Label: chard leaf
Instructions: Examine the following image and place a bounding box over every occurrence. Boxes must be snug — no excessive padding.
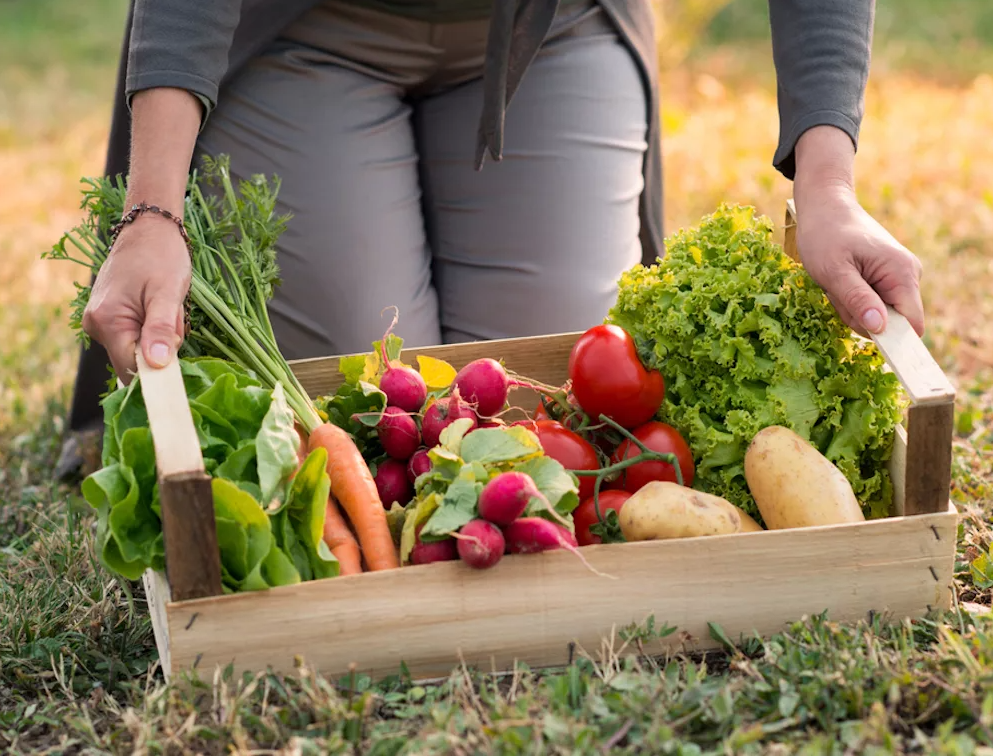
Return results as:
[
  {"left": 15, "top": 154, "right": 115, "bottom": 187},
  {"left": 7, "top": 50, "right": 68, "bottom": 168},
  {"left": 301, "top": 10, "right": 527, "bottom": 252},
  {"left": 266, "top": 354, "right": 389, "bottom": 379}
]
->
[
  {"left": 211, "top": 477, "right": 273, "bottom": 587},
  {"left": 274, "top": 447, "right": 338, "bottom": 581},
  {"left": 256, "top": 382, "right": 300, "bottom": 507},
  {"left": 214, "top": 442, "right": 259, "bottom": 487}
]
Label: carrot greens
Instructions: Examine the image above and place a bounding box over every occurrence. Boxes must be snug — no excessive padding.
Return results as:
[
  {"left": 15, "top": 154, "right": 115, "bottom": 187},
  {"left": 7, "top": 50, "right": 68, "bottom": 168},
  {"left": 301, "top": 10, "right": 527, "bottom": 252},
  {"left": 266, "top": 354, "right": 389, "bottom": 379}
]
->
[{"left": 44, "top": 154, "right": 323, "bottom": 433}]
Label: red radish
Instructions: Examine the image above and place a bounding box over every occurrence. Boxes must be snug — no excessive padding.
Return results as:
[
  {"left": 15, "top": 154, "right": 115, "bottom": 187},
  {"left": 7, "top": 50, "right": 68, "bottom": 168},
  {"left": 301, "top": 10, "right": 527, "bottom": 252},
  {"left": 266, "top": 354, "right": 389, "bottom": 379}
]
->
[
  {"left": 453, "top": 358, "right": 510, "bottom": 418},
  {"left": 421, "top": 388, "right": 478, "bottom": 449},
  {"left": 377, "top": 406, "right": 421, "bottom": 460},
  {"left": 374, "top": 458, "right": 413, "bottom": 508},
  {"left": 456, "top": 519, "right": 505, "bottom": 569},
  {"left": 410, "top": 537, "right": 458, "bottom": 565},
  {"left": 375, "top": 310, "right": 428, "bottom": 412},
  {"left": 407, "top": 448, "right": 432, "bottom": 484},
  {"left": 503, "top": 517, "right": 578, "bottom": 554},
  {"left": 477, "top": 471, "right": 544, "bottom": 526},
  {"left": 380, "top": 365, "right": 428, "bottom": 413}
]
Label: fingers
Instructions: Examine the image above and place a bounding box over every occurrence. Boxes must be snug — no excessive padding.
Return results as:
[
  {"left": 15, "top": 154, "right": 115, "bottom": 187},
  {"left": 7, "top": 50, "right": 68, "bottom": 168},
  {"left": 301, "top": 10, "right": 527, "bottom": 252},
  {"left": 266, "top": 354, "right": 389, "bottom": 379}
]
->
[
  {"left": 832, "top": 264, "right": 889, "bottom": 337},
  {"left": 82, "top": 297, "right": 141, "bottom": 384},
  {"left": 140, "top": 291, "right": 185, "bottom": 369}
]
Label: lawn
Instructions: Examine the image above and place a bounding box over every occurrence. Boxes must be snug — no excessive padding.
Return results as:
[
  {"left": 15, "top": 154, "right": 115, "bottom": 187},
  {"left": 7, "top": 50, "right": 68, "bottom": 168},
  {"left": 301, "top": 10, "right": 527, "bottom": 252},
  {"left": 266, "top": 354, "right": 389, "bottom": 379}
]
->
[{"left": 1, "top": 0, "right": 991, "bottom": 753}]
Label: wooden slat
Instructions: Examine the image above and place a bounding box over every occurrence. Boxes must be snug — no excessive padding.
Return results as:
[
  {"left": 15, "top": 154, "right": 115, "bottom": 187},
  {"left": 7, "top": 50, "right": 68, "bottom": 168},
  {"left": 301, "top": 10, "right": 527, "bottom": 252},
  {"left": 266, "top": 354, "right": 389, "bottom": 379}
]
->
[
  {"left": 136, "top": 350, "right": 223, "bottom": 601},
  {"left": 784, "top": 200, "right": 955, "bottom": 516},
  {"left": 142, "top": 570, "right": 173, "bottom": 677},
  {"left": 164, "top": 507, "right": 957, "bottom": 682}
]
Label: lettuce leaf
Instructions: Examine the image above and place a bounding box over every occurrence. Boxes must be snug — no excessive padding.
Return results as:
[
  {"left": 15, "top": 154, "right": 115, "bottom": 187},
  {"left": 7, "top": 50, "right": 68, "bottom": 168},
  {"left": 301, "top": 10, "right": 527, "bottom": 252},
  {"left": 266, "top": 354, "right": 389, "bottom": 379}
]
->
[
  {"left": 83, "top": 356, "right": 338, "bottom": 591},
  {"left": 608, "top": 204, "right": 905, "bottom": 520}
]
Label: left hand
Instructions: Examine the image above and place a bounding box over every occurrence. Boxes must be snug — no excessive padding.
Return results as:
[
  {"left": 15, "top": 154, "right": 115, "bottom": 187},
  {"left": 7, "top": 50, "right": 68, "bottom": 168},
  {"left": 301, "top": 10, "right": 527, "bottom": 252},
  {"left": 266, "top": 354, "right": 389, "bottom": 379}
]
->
[{"left": 792, "top": 127, "right": 925, "bottom": 339}]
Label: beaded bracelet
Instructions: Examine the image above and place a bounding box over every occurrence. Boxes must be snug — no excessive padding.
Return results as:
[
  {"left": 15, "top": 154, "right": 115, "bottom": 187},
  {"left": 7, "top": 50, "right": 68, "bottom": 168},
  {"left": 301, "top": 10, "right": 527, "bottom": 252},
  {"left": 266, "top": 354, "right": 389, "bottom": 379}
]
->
[{"left": 109, "top": 202, "right": 194, "bottom": 337}]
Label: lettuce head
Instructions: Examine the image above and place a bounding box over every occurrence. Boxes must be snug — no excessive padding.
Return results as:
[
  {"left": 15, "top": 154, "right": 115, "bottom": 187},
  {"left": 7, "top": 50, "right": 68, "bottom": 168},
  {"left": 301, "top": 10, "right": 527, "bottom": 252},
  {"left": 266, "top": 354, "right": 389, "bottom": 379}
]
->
[{"left": 607, "top": 204, "right": 905, "bottom": 521}]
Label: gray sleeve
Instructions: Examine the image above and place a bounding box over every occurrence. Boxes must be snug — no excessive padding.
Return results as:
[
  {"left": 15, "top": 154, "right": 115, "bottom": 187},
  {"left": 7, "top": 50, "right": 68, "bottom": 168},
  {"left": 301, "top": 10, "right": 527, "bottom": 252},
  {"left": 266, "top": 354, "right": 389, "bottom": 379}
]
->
[
  {"left": 767, "top": 0, "right": 875, "bottom": 179},
  {"left": 125, "top": 0, "right": 243, "bottom": 125}
]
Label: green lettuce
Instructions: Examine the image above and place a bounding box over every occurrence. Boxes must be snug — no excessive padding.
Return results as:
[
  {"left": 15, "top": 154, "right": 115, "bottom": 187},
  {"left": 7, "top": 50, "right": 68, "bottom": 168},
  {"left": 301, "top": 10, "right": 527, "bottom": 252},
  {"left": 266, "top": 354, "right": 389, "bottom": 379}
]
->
[
  {"left": 607, "top": 204, "right": 905, "bottom": 521},
  {"left": 82, "top": 357, "right": 339, "bottom": 590}
]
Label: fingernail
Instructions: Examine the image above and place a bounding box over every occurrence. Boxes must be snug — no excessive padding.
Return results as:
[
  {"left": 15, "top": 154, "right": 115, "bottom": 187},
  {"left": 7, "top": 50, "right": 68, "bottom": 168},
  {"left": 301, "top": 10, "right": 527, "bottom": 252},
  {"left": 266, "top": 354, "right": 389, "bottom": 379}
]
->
[
  {"left": 862, "top": 308, "right": 884, "bottom": 333},
  {"left": 149, "top": 342, "right": 171, "bottom": 366}
]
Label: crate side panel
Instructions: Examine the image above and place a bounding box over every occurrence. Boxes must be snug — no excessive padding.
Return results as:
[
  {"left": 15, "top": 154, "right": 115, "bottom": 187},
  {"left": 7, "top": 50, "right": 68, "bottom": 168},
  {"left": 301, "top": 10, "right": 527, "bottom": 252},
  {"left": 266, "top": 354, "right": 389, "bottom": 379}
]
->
[
  {"left": 165, "top": 510, "right": 956, "bottom": 682},
  {"left": 290, "top": 332, "right": 579, "bottom": 405}
]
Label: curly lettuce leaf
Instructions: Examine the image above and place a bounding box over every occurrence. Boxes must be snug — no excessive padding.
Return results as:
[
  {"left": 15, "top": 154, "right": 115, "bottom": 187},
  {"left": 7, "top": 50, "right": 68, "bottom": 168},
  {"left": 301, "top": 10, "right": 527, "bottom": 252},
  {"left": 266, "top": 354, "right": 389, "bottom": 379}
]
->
[{"left": 608, "top": 203, "right": 905, "bottom": 520}]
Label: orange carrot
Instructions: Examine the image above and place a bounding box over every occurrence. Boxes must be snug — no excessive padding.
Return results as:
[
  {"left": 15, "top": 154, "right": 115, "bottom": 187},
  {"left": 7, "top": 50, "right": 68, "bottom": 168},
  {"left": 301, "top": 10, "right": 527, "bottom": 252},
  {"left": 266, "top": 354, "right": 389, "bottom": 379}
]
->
[
  {"left": 322, "top": 496, "right": 363, "bottom": 576},
  {"left": 307, "top": 422, "right": 400, "bottom": 571}
]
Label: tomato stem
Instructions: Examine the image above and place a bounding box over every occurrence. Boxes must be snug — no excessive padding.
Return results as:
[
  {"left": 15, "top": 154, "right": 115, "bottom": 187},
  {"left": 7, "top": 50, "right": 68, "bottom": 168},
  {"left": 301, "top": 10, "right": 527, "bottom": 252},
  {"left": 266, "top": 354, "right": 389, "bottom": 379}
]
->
[{"left": 571, "top": 413, "right": 686, "bottom": 528}]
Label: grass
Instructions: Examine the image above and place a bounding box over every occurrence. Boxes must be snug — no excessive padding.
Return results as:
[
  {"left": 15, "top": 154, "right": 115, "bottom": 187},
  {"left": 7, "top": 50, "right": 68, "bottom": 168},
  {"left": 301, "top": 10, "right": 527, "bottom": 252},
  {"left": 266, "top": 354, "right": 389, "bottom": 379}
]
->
[{"left": 1, "top": 0, "right": 992, "bottom": 752}]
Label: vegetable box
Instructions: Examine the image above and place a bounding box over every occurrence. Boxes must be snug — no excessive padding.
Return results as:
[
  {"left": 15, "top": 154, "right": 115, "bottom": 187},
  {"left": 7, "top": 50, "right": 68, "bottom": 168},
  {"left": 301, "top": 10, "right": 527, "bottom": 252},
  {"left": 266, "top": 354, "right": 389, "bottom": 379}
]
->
[{"left": 141, "top": 201, "right": 959, "bottom": 683}]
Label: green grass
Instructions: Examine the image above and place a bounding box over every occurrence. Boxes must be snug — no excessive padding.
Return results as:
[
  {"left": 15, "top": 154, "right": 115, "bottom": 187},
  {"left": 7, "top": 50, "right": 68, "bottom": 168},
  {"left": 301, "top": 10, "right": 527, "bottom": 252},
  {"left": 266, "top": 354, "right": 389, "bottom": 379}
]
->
[{"left": 2, "top": 0, "right": 992, "bottom": 752}]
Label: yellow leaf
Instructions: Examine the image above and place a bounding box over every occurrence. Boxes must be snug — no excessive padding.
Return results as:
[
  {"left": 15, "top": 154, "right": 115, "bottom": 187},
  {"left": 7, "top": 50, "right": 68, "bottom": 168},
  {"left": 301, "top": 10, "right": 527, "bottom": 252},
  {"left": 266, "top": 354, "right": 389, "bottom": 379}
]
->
[{"left": 417, "top": 355, "right": 457, "bottom": 389}]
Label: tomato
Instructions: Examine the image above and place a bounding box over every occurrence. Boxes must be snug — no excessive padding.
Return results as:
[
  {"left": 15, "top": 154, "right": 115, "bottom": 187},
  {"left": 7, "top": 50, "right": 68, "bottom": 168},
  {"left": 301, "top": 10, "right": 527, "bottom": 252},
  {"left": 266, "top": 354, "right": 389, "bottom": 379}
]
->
[
  {"left": 572, "top": 490, "right": 632, "bottom": 546},
  {"left": 610, "top": 421, "right": 695, "bottom": 492},
  {"left": 530, "top": 420, "right": 600, "bottom": 500},
  {"left": 568, "top": 325, "right": 665, "bottom": 429}
]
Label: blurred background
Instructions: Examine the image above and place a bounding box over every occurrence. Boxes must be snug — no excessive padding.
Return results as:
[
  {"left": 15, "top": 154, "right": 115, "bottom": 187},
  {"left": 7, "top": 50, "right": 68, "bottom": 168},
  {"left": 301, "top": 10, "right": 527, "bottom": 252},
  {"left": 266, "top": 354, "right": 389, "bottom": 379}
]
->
[{"left": 1, "top": 0, "right": 991, "bottom": 442}]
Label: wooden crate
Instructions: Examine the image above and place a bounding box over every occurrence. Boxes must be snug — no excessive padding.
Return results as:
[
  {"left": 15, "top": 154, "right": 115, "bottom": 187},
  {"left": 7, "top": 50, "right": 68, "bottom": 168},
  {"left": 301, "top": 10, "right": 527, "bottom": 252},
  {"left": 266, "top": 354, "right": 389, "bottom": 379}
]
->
[{"left": 141, "top": 201, "right": 958, "bottom": 683}]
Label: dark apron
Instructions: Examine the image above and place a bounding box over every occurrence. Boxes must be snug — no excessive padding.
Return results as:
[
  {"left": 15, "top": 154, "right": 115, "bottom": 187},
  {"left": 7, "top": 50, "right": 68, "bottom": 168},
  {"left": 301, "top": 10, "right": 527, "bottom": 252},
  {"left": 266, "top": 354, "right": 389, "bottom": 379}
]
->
[{"left": 66, "top": 0, "right": 664, "bottom": 432}]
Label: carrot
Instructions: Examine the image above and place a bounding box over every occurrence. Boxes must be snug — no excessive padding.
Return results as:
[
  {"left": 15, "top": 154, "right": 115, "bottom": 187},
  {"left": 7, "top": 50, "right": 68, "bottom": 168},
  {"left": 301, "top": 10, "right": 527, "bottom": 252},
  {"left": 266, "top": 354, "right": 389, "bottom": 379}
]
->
[
  {"left": 322, "top": 495, "right": 363, "bottom": 576},
  {"left": 307, "top": 422, "right": 400, "bottom": 571}
]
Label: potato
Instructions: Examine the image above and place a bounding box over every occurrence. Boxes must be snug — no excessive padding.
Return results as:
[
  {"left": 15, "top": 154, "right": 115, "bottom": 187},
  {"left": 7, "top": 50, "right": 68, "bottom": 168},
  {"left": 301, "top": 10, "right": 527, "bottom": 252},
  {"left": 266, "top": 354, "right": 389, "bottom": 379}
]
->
[
  {"left": 618, "top": 481, "right": 746, "bottom": 541},
  {"left": 744, "top": 425, "right": 865, "bottom": 529}
]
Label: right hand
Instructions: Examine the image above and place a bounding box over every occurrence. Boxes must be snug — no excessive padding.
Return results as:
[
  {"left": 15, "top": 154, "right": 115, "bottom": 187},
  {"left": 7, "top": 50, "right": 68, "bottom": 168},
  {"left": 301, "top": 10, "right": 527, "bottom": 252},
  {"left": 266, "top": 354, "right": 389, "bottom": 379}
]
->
[{"left": 82, "top": 215, "right": 192, "bottom": 383}]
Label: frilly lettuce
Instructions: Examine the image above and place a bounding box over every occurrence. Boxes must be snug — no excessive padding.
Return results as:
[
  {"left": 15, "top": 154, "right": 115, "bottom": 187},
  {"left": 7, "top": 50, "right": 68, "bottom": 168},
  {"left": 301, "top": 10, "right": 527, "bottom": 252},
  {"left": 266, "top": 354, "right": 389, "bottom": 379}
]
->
[{"left": 607, "top": 204, "right": 905, "bottom": 521}]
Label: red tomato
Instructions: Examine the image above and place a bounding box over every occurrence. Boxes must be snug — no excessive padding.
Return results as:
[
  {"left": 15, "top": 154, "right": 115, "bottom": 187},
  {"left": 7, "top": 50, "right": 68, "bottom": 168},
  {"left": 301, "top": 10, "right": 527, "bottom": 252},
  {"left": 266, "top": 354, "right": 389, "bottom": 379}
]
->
[
  {"left": 610, "top": 421, "right": 695, "bottom": 492},
  {"left": 531, "top": 420, "right": 600, "bottom": 500},
  {"left": 568, "top": 325, "right": 665, "bottom": 429},
  {"left": 573, "top": 490, "right": 632, "bottom": 546}
]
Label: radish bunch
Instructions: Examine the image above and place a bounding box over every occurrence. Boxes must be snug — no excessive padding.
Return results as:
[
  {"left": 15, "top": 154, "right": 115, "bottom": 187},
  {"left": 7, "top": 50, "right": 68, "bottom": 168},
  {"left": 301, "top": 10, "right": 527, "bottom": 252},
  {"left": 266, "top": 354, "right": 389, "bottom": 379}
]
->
[
  {"left": 413, "top": 471, "right": 581, "bottom": 571},
  {"left": 374, "top": 358, "right": 515, "bottom": 509}
]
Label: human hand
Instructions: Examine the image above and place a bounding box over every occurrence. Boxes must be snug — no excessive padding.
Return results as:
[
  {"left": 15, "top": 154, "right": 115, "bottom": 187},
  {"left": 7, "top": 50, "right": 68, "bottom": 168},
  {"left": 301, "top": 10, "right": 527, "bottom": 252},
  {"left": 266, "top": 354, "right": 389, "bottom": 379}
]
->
[
  {"left": 793, "top": 126, "right": 925, "bottom": 339},
  {"left": 794, "top": 185, "right": 924, "bottom": 340},
  {"left": 82, "top": 216, "right": 192, "bottom": 383}
]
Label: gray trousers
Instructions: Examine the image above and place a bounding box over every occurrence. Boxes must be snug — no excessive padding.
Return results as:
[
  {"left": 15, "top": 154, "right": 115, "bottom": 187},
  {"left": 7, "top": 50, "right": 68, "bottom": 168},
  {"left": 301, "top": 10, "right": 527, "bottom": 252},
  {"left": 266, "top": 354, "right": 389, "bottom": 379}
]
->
[{"left": 196, "top": 0, "right": 649, "bottom": 359}]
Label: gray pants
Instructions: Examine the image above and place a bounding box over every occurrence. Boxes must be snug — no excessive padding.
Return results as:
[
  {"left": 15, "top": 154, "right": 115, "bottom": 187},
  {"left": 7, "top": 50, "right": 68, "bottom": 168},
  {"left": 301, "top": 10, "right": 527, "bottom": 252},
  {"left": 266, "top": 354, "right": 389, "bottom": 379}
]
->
[{"left": 196, "top": 0, "right": 649, "bottom": 359}]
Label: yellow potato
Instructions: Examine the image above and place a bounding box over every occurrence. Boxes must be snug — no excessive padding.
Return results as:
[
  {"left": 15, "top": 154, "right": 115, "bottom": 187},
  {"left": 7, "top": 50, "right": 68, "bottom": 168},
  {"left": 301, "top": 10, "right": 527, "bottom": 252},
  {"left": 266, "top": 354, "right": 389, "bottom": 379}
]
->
[
  {"left": 744, "top": 425, "right": 865, "bottom": 529},
  {"left": 737, "top": 509, "right": 765, "bottom": 533},
  {"left": 618, "top": 481, "right": 745, "bottom": 541}
]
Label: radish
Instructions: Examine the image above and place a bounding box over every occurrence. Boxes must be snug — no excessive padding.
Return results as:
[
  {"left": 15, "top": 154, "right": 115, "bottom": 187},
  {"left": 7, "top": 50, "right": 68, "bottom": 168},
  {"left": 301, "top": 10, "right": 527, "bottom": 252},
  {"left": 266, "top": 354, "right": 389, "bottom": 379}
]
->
[
  {"left": 374, "top": 458, "right": 413, "bottom": 508},
  {"left": 456, "top": 519, "right": 505, "bottom": 569},
  {"left": 502, "top": 518, "right": 614, "bottom": 578},
  {"left": 410, "top": 537, "right": 458, "bottom": 565},
  {"left": 504, "top": 518, "right": 578, "bottom": 554},
  {"left": 377, "top": 406, "right": 421, "bottom": 460},
  {"left": 380, "top": 364, "right": 427, "bottom": 413},
  {"left": 453, "top": 358, "right": 509, "bottom": 418},
  {"left": 407, "top": 448, "right": 432, "bottom": 484},
  {"left": 421, "top": 388, "right": 478, "bottom": 449},
  {"left": 477, "top": 471, "right": 544, "bottom": 526}
]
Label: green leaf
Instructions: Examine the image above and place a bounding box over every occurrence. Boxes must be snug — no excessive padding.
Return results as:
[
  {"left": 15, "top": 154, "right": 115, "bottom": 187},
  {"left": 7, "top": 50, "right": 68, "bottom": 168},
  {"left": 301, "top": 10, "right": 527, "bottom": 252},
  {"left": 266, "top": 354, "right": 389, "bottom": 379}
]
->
[
  {"left": 82, "top": 463, "right": 162, "bottom": 581},
  {"left": 196, "top": 372, "right": 273, "bottom": 441},
  {"left": 514, "top": 456, "right": 580, "bottom": 517},
  {"left": 273, "top": 447, "right": 339, "bottom": 581},
  {"left": 421, "top": 467, "right": 482, "bottom": 538},
  {"left": 214, "top": 441, "right": 259, "bottom": 486},
  {"left": 338, "top": 354, "right": 370, "bottom": 386},
  {"left": 970, "top": 550, "right": 993, "bottom": 590},
  {"left": 460, "top": 426, "right": 543, "bottom": 466},
  {"left": 400, "top": 493, "right": 442, "bottom": 564},
  {"left": 211, "top": 477, "right": 273, "bottom": 587},
  {"left": 322, "top": 380, "right": 387, "bottom": 457},
  {"left": 438, "top": 418, "right": 476, "bottom": 457},
  {"left": 256, "top": 382, "right": 300, "bottom": 507}
]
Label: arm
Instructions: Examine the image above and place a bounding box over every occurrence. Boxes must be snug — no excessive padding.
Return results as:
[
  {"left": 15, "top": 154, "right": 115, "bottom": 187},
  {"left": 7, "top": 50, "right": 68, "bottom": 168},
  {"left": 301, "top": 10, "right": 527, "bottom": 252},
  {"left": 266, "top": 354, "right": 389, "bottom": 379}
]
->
[
  {"left": 767, "top": 1, "right": 925, "bottom": 338},
  {"left": 82, "top": 1, "right": 242, "bottom": 381}
]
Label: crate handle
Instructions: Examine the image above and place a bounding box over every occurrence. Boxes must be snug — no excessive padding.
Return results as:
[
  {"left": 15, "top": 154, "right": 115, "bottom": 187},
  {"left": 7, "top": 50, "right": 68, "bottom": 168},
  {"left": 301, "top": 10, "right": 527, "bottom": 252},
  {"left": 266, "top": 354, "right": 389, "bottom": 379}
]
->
[
  {"left": 136, "top": 347, "right": 224, "bottom": 601},
  {"left": 784, "top": 199, "right": 955, "bottom": 516}
]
